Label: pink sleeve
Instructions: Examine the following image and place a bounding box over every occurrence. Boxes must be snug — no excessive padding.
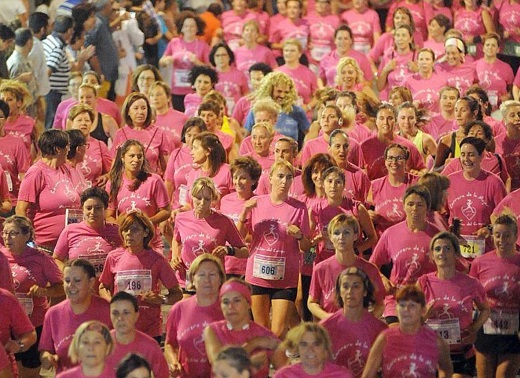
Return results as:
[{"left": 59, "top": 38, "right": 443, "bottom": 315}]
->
[
  {"left": 15, "top": 142, "right": 30, "bottom": 174},
  {"left": 369, "top": 232, "right": 390, "bottom": 267},
  {"left": 39, "top": 309, "right": 55, "bottom": 352},
  {"left": 100, "top": 142, "right": 112, "bottom": 174},
  {"left": 224, "top": 215, "right": 246, "bottom": 247},
  {"left": 153, "top": 176, "right": 170, "bottom": 208},
  {"left": 308, "top": 267, "right": 323, "bottom": 302},
  {"left": 0, "top": 169, "right": 8, "bottom": 201},
  {"left": 18, "top": 167, "right": 42, "bottom": 203},
  {"left": 53, "top": 228, "right": 71, "bottom": 260},
  {"left": 99, "top": 253, "right": 116, "bottom": 288},
  {"left": 158, "top": 256, "right": 179, "bottom": 288},
  {"left": 514, "top": 69, "right": 520, "bottom": 86},
  {"left": 7, "top": 293, "right": 34, "bottom": 337},
  {"left": 42, "top": 253, "right": 64, "bottom": 284}
]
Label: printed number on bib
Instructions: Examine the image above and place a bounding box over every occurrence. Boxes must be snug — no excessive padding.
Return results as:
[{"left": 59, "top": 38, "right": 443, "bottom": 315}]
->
[
  {"left": 78, "top": 253, "right": 108, "bottom": 278},
  {"left": 16, "top": 293, "right": 34, "bottom": 316},
  {"left": 483, "top": 309, "right": 519, "bottom": 335},
  {"left": 116, "top": 269, "right": 152, "bottom": 296},
  {"left": 426, "top": 318, "right": 461, "bottom": 344},
  {"left": 253, "top": 255, "right": 285, "bottom": 280},
  {"left": 460, "top": 235, "right": 484, "bottom": 259}
]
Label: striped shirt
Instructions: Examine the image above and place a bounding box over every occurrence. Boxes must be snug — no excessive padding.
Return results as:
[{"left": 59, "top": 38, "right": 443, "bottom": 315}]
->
[{"left": 42, "top": 33, "right": 70, "bottom": 93}]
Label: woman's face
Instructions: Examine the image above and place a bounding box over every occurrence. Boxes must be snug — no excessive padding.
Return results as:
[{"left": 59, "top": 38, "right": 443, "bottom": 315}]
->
[
  {"left": 286, "top": 0, "right": 301, "bottom": 19},
  {"left": 455, "top": 99, "right": 474, "bottom": 127},
  {"left": 181, "top": 18, "right": 198, "bottom": 39},
  {"left": 337, "top": 64, "right": 358, "bottom": 89},
  {"left": 396, "top": 300, "right": 424, "bottom": 326},
  {"left": 233, "top": 168, "right": 254, "bottom": 195},
  {"left": 83, "top": 12, "right": 97, "bottom": 32},
  {"left": 339, "top": 274, "right": 366, "bottom": 309},
  {"left": 334, "top": 30, "right": 352, "bottom": 52},
  {"left": 417, "top": 51, "right": 434, "bottom": 73},
  {"left": 483, "top": 37, "right": 499, "bottom": 58},
  {"left": 282, "top": 43, "right": 301, "bottom": 63},
  {"left": 214, "top": 47, "right": 231, "bottom": 70},
  {"left": 431, "top": 238, "right": 458, "bottom": 269},
  {"left": 0, "top": 91, "right": 21, "bottom": 114},
  {"left": 64, "top": 266, "right": 94, "bottom": 304},
  {"left": 428, "top": 20, "right": 443, "bottom": 38},
  {"left": 221, "top": 291, "right": 250, "bottom": 323},
  {"left": 78, "top": 87, "right": 97, "bottom": 108},
  {"left": 393, "top": 11, "right": 411, "bottom": 28},
  {"left": 128, "top": 99, "right": 149, "bottom": 127},
  {"left": 320, "top": 108, "right": 341, "bottom": 134},
  {"left": 192, "top": 187, "right": 213, "bottom": 215},
  {"left": 460, "top": 143, "right": 482, "bottom": 175},
  {"left": 298, "top": 331, "right": 328, "bottom": 370},
  {"left": 190, "top": 139, "right": 210, "bottom": 165},
  {"left": 269, "top": 166, "right": 294, "bottom": 196},
  {"left": 193, "top": 261, "right": 222, "bottom": 295},
  {"left": 122, "top": 145, "right": 144, "bottom": 174},
  {"left": 72, "top": 112, "right": 93, "bottom": 137},
  {"left": 328, "top": 133, "right": 349, "bottom": 165},
  {"left": 184, "top": 126, "right": 202, "bottom": 148},
  {"left": 445, "top": 45, "right": 462, "bottom": 66},
  {"left": 389, "top": 91, "right": 406, "bottom": 107},
  {"left": 194, "top": 74, "right": 213, "bottom": 97},
  {"left": 397, "top": 107, "right": 417, "bottom": 134},
  {"left": 315, "top": 0, "right": 331, "bottom": 14},
  {"left": 251, "top": 126, "right": 272, "bottom": 155},
  {"left": 352, "top": 0, "right": 367, "bottom": 11},
  {"left": 440, "top": 90, "right": 458, "bottom": 113},
  {"left": 330, "top": 224, "right": 357, "bottom": 252},
  {"left": 213, "top": 359, "right": 248, "bottom": 378},
  {"left": 232, "top": 0, "right": 247, "bottom": 12},
  {"left": 137, "top": 70, "right": 155, "bottom": 94},
  {"left": 122, "top": 221, "right": 148, "bottom": 249},
  {"left": 149, "top": 85, "right": 169, "bottom": 110},
  {"left": 83, "top": 197, "right": 106, "bottom": 228},
  {"left": 404, "top": 193, "right": 428, "bottom": 223},
  {"left": 242, "top": 24, "right": 258, "bottom": 43},
  {"left": 77, "top": 330, "right": 109, "bottom": 368},
  {"left": 323, "top": 171, "right": 345, "bottom": 200},
  {"left": 493, "top": 224, "right": 517, "bottom": 254},
  {"left": 467, "top": 125, "right": 488, "bottom": 142},
  {"left": 311, "top": 165, "right": 324, "bottom": 190},
  {"left": 376, "top": 108, "right": 396, "bottom": 136},
  {"left": 2, "top": 223, "right": 30, "bottom": 254},
  {"left": 394, "top": 27, "right": 412, "bottom": 51},
  {"left": 385, "top": 147, "right": 407, "bottom": 176},
  {"left": 82, "top": 73, "right": 100, "bottom": 87}
]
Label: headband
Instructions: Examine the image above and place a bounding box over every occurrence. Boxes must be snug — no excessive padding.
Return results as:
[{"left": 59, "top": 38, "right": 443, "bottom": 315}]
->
[
  {"left": 220, "top": 281, "right": 251, "bottom": 305},
  {"left": 444, "top": 37, "right": 465, "bottom": 53}
]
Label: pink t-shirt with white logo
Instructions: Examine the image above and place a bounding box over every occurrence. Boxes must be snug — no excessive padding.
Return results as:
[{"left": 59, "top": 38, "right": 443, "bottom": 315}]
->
[{"left": 154, "top": 108, "right": 188, "bottom": 151}]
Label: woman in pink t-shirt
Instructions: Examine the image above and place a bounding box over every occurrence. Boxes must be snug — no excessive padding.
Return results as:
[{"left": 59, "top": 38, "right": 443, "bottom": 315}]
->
[
  {"left": 437, "top": 37, "right": 478, "bottom": 95},
  {"left": 340, "top": 0, "right": 381, "bottom": 55},
  {"left": 130, "top": 64, "right": 163, "bottom": 96},
  {"left": 106, "top": 139, "right": 170, "bottom": 249},
  {"left": 453, "top": 0, "right": 495, "bottom": 59},
  {"left": 426, "top": 85, "right": 459, "bottom": 140},
  {"left": 16, "top": 130, "right": 82, "bottom": 251},
  {"left": 164, "top": 253, "right": 226, "bottom": 377},
  {"left": 112, "top": 93, "right": 170, "bottom": 174},
  {"left": 423, "top": 14, "right": 451, "bottom": 62},
  {"left": 1, "top": 215, "right": 63, "bottom": 378},
  {"left": 335, "top": 57, "right": 377, "bottom": 100},
  {"left": 418, "top": 231, "right": 490, "bottom": 377},
  {"left": 204, "top": 279, "right": 282, "bottom": 378},
  {"left": 234, "top": 20, "right": 277, "bottom": 72},
  {"left": 55, "top": 321, "right": 114, "bottom": 378},
  {"left": 0, "top": 81, "right": 38, "bottom": 157},
  {"left": 172, "top": 177, "right": 248, "bottom": 289},
  {"left": 67, "top": 104, "right": 112, "bottom": 187},
  {"left": 238, "top": 160, "right": 311, "bottom": 338},
  {"left": 269, "top": 0, "right": 310, "bottom": 59},
  {"left": 183, "top": 65, "right": 218, "bottom": 118},
  {"left": 244, "top": 122, "right": 275, "bottom": 172},
  {"left": 385, "top": 0, "right": 434, "bottom": 40},
  {"left": 363, "top": 286, "right": 453, "bottom": 377},
  {"left": 320, "top": 267, "right": 388, "bottom": 378},
  {"left": 274, "top": 322, "right": 354, "bottom": 377}
]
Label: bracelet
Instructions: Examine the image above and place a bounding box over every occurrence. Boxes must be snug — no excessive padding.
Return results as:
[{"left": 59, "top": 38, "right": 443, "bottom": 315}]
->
[{"left": 226, "top": 246, "right": 236, "bottom": 256}]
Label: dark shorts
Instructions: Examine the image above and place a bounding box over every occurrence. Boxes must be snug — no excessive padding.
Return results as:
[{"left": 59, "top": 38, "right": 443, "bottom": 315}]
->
[
  {"left": 451, "top": 349, "right": 476, "bottom": 376},
  {"left": 251, "top": 285, "right": 297, "bottom": 302},
  {"left": 15, "top": 325, "right": 42, "bottom": 369},
  {"left": 475, "top": 327, "right": 520, "bottom": 355}
]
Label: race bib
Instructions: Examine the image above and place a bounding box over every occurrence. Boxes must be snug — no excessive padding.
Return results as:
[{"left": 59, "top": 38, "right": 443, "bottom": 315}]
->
[
  {"left": 16, "top": 293, "right": 34, "bottom": 316},
  {"left": 179, "top": 184, "right": 189, "bottom": 206},
  {"left": 483, "top": 309, "right": 519, "bottom": 335},
  {"left": 4, "top": 171, "right": 12, "bottom": 192},
  {"left": 78, "top": 253, "right": 108, "bottom": 278},
  {"left": 487, "top": 90, "right": 498, "bottom": 107},
  {"left": 467, "top": 44, "right": 477, "bottom": 55},
  {"left": 310, "top": 45, "right": 331, "bottom": 61},
  {"left": 460, "top": 235, "right": 485, "bottom": 259},
  {"left": 352, "top": 41, "right": 371, "bottom": 55},
  {"left": 116, "top": 269, "right": 152, "bottom": 296},
  {"left": 253, "top": 254, "right": 285, "bottom": 280},
  {"left": 174, "top": 69, "right": 190, "bottom": 88},
  {"left": 322, "top": 226, "right": 333, "bottom": 251},
  {"left": 426, "top": 318, "right": 461, "bottom": 344},
  {"left": 65, "top": 208, "right": 83, "bottom": 226}
]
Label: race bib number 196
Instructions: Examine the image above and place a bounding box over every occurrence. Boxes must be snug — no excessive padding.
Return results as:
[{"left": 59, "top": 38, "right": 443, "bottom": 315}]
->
[{"left": 116, "top": 270, "right": 152, "bottom": 296}]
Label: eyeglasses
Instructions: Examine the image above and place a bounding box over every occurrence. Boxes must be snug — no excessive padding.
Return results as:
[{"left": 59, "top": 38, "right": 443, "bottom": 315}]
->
[
  {"left": 2, "top": 231, "right": 21, "bottom": 238},
  {"left": 385, "top": 156, "right": 406, "bottom": 162}
]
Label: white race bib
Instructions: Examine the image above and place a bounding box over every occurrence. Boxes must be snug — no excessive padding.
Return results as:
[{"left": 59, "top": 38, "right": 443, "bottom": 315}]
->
[
  {"left": 487, "top": 90, "right": 498, "bottom": 107},
  {"left": 78, "top": 253, "right": 108, "bottom": 278},
  {"left": 460, "top": 235, "right": 485, "bottom": 259},
  {"left": 253, "top": 254, "right": 285, "bottom": 280},
  {"left": 352, "top": 41, "right": 371, "bottom": 55},
  {"left": 483, "top": 309, "right": 519, "bottom": 335},
  {"left": 310, "top": 45, "right": 331, "bottom": 61},
  {"left": 174, "top": 69, "right": 190, "bottom": 88},
  {"left": 4, "top": 171, "right": 12, "bottom": 192},
  {"left": 179, "top": 184, "right": 189, "bottom": 206},
  {"left": 116, "top": 269, "right": 152, "bottom": 296},
  {"left": 65, "top": 208, "right": 83, "bottom": 226},
  {"left": 427, "top": 318, "right": 461, "bottom": 344},
  {"left": 16, "top": 293, "right": 34, "bottom": 316},
  {"left": 467, "top": 44, "right": 477, "bottom": 55}
]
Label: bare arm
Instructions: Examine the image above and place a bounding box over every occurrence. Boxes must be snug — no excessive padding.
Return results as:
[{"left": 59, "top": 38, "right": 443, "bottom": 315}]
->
[
  {"left": 15, "top": 200, "right": 30, "bottom": 217},
  {"left": 361, "top": 333, "right": 386, "bottom": 378},
  {"left": 436, "top": 336, "right": 453, "bottom": 378},
  {"left": 307, "top": 295, "right": 332, "bottom": 320},
  {"left": 355, "top": 203, "right": 378, "bottom": 253},
  {"left": 203, "top": 325, "right": 223, "bottom": 365}
]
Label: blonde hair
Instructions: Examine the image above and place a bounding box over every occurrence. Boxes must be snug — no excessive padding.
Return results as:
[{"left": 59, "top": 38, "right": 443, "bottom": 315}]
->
[
  {"left": 0, "top": 80, "right": 33, "bottom": 111},
  {"left": 68, "top": 103, "right": 95, "bottom": 123},
  {"left": 254, "top": 72, "right": 298, "bottom": 113},
  {"left": 269, "top": 159, "right": 295, "bottom": 177},
  {"left": 191, "top": 176, "right": 220, "bottom": 202},
  {"left": 282, "top": 323, "right": 333, "bottom": 359},
  {"left": 335, "top": 57, "right": 364, "bottom": 87},
  {"left": 283, "top": 38, "right": 303, "bottom": 53},
  {"left": 188, "top": 253, "right": 226, "bottom": 291},
  {"left": 68, "top": 321, "right": 113, "bottom": 364},
  {"left": 251, "top": 121, "right": 274, "bottom": 137}
]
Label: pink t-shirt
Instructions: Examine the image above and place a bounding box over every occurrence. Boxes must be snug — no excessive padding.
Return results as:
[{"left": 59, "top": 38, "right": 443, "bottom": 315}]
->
[
  {"left": 276, "top": 65, "right": 317, "bottom": 106},
  {"left": 369, "top": 32, "right": 424, "bottom": 65},
  {"left": 18, "top": 161, "right": 81, "bottom": 248},
  {"left": 304, "top": 13, "right": 339, "bottom": 63},
  {"left": 447, "top": 170, "right": 506, "bottom": 237},
  {"left": 79, "top": 137, "right": 112, "bottom": 185},
  {"left": 38, "top": 296, "right": 111, "bottom": 372},
  {"left": 320, "top": 310, "right": 387, "bottom": 378},
  {"left": 381, "top": 326, "right": 439, "bottom": 377},
  {"left": 299, "top": 135, "right": 364, "bottom": 169},
  {"left": 403, "top": 71, "right": 445, "bottom": 114},
  {"left": 221, "top": 10, "right": 256, "bottom": 50},
  {"left": 185, "top": 164, "right": 233, "bottom": 202},
  {"left": 54, "top": 98, "right": 75, "bottom": 130},
  {"left": 183, "top": 93, "right": 203, "bottom": 118},
  {"left": 499, "top": 0, "right": 520, "bottom": 44},
  {"left": 273, "top": 361, "right": 354, "bottom": 378},
  {"left": 0, "top": 252, "right": 13, "bottom": 292},
  {"left": 309, "top": 255, "right": 385, "bottom": 314},
  {"left": 469, "top": 250, "right": 520, "bottom": 310},
  {"left": 319, "top": 49, "right": 374, "bottom": 87},
  {"left": 454, "top": 8, "right": 486, "bottom": 58},
  {"left": 0, "top": 134, "right": 30, "bottom": 204},
  {"left": 106, "top": 330, "right": 169, "bottom": 378},
  {"left": 99, "top": 247, "right": 178, "bottom": 337},
  {"left": 165, "top": 295, "right": 224, "bottom": 378},
  {"left": 418, "top": 271, "right": 485, "bottom": 352},
  {"left": 174, "top": 210, "right": 245, "bottom": 286},
  {"left": 2, "top": 246, "right": 62, "bottom": 327},
  {"left": 436, "top": 61, "right": 477, "bottom": 96},
  {"left": 245, "top": 195, "right": 310, "bottom": 289},
  {"left": 386, "top": 0, "right": 434, "bottom": 39},
  {"left": 423, "top": 39, "right": 446, "bottom": 61},
  {"left": 243, "top": 150, "right": 275, "bottom": 172},
  {"left": 495, "top": 132, "right": 520, "bottom": 191},
  {"left": 215, "top": 68, "right": 249, "bottom": 114},
  {"left": 369, "top": 221, "right": 439, "bottom": 317},
  {"left": 208, "top": 320, "right": 278, "bottom": 378},
  {"left": 162, "top": 38, "right": 210, "bottom": 95},
  {"left": 56, "top": 363, "right": 116, "bottom": 378},
  {"left": 4, "top": 114, "right": 35, "bottom": 153},
  {"left": 269, "top": 17, "right": 310, "bottom": 55},
  {"left": 111, "top": 126, "right": 170, "bottom": 173},
  {"left": 441, "top": 151, "right": 509, "bottom": 184},
  {"left": 360, "top": 135, "right": 426, "bottom": 181},
  {"left": 475, "top": 58, "right": 514, "bottom": 107},
  {"left": 154, "top": 108, "right": 188, "bottom": 151},
  {"left": 424, "top": 114, "right": 456, "bottom": 141},
  {"left": 235, "top": 44, "right": 278, "bottom": 72},
  {"left": 340, "top": 9, "right": 381, "bottom": 54},
  {"left": 163, "top": 147, "right": 193, "bottom": 209},
  {"left": 0, "top": 288, "right": 34, "bottom": 346},
  {"left": 378, "top": 49, "right": 416, "bottom": 100}
]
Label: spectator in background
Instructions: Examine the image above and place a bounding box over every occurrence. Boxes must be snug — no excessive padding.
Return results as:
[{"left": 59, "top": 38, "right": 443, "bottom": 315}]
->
[
  {"left": 0, "top": 0, "right": 28, "bottom": 28},
  {"left": 200, "top": 3, "right": 223, "bottom": 46},
  {"left": 0, "top": 24, "right": 15, "bottom": 80}
]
